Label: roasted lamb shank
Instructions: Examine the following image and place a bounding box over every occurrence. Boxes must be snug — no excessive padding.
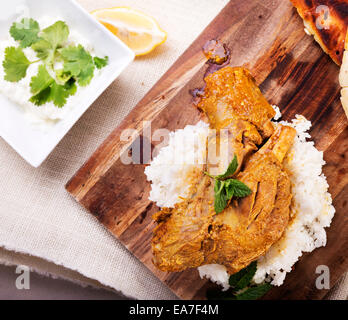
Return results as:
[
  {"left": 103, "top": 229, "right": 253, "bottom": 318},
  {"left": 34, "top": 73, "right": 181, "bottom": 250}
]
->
[{"left": 152, "top": 67, "right": 296, "bottom": 275}]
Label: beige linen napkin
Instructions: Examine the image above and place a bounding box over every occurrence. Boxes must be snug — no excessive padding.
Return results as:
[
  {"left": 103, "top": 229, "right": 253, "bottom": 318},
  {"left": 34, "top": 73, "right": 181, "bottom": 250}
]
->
[{"left": 0, "top": 0, "right": 346, "bottom": 300}]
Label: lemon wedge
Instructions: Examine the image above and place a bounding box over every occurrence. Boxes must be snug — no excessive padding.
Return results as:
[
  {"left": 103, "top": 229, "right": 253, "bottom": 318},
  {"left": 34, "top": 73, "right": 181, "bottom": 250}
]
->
[{"left": 91, "top": 7, "right": 167, "bottom": 56}]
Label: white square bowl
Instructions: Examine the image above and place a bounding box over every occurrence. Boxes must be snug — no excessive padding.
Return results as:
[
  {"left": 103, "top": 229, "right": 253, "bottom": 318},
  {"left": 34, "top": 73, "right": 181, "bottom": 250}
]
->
[{"left": 0, "top": 0, "right": 134, "bottom": 167}]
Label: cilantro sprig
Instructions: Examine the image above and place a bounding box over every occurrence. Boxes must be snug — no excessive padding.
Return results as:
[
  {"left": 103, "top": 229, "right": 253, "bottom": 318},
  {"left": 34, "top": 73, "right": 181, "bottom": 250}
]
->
[
  {"left": 60, "top": 45, "right": 96, "bottom": 86},
  {"left": 3, "top": 47, "right": 32, "bottom": 82},
  {"left": 10, "top": 18, "right": 40, "bottom": 48},
  {"left": 3, "top": 18, "right": 109, "bottom": 108},
  {"left": 30, "top": 65, "right": 77, "bottom": 107},
  {"left": 31, "top": 21, "right": 69, "bottom": 67},
  {"left": 207, "top": 262, "right": 272, "bottom": 300},
  {"left": 205, "top": 155, "right": 252, "bottom": 214}
]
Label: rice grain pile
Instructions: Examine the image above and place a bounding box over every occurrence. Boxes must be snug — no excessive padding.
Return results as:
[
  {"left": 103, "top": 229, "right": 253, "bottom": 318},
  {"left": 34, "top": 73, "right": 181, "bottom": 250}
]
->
[{"left": 145, "top": 111, "right": 335, "bottom": 289}]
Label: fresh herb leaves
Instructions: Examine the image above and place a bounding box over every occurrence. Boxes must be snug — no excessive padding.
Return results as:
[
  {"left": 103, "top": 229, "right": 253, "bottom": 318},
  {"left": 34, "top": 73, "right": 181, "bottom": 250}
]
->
[
  {"left": 32, "top": 21, "right": 69, "bottom": 67},
  {"left": 235, "top": 283, "right": 272, "bottom": 300},
  {"left": 41, "top": 21, "right": 69, "bottom": 50},
  {"left": 29, "top": 65, "right": 76, "bottom": 108},
  {"left": 3, "top": 18, "right": 108, "bottom": 108},
  {"left": 10, "top": 18, "right": 40, "bottom": 48},
  {"left": 60, "top": 45, "right": 95, "bottom": 86},
  {"left": 32, "top": 39, "right": 54, "bottom": 61},
  {"left": 214, "top": 180, "right": 228, "bottom": 214},
  {"left": 205, "top": 155, "right": 252, "bottom": 214},
  {"left": 207, "top": 261, "right": 272, "bottom": 300},
  {"left": 30, "top": 64, "right": 55, "bottom": 95},
  {"left": 229, "top": 261, "right": 257, "bottom": 290},
  {"left": 3, "top": 47, "right": 31, "bottom": 82},
  {"left": 205, "top": 155, "right": 238, "bottom": 180},
  {"left": 94, "top": 56, "right": 109, "bottom": 69}
]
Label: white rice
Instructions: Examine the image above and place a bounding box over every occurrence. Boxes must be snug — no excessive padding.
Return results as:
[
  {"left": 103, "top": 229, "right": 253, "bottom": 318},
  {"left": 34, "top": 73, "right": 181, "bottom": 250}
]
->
[
  {"left": 144, "top": 121, "right": 209, "bottom": 208},
  {"left": 145, "top": 110, "right": 335, "bottom": 289}
]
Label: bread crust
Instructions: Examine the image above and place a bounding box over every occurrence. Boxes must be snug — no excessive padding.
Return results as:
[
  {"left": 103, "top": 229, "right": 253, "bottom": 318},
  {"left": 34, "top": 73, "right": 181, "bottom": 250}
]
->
[{"left": 291, "top": 0, "right": 348, "bottom": 65}]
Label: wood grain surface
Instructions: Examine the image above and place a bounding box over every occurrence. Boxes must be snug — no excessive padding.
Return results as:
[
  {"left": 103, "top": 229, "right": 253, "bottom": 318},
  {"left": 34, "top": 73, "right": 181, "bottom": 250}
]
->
[{"left": 66, "top": 0, "right": 348, "bottom": 300}]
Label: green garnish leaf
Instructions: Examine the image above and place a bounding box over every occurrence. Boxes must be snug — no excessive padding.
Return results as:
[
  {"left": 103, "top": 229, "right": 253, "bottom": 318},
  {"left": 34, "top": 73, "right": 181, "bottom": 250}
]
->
[
  {"left": 77, "top": 63, "right": 95, "bottom": 86},
  {"left": 10, "top": 18, "right": 40, "bottom": 48},
  {"left": 229, "top": 261, "right": 257, "bottom": 290},
  {"left": 32, "top": 21, "right": 69, "bottom": 66},
  {"left": 206, "top": 283, "right": 272, "bottom": 301},
  {"left": 55, "top": 69, "right": 72, "bottom": 84},
  {"left": 225, "top": 179, "right": 252, "bottom": 199},
  {"left": 30, "top": 64, "right": 54, "bottom": 95},
  {"left": 41, "top": 21, "right": 69, "bottom": 50},
  {"left": 217, "top": 155, "right": 238, "bottom": 179},
  {"left": 207, "top": 263, "right": 272, "bottom": 301},
  {"left": 61, "top": 44, "right": 95, "bottom": 86},
  {"left": 205, "top": 156, "right": 252, "bottom": 214},
  {"left": 4, "top": 18, "right": 108, "bottom": 108},
  {"left": 3, "top": 46, "right": 31, "bottom": 82},
  {"left": 50, "top": 80, "right": 76, "bottom": 108},
  {"left": 214, "top": 180, "right": 228, "bottom": 214},
  {"left": 30, "top": 87, "right": 51, "bottom": 106},
  {"left": 31, "top": 39, "right": 55, "bottom": 61},
  {"left": 205, "top": 155, "right": 238, "bottom": 180},
  {"left": 94, "top": 56, "right": 109, "bottom": 69},
  {"left": 206, "top": 288, "right": 236, "bottom": 300},
  {"left": 235, "top": 283, "right": 272, "bottom": 300},
  {"left": 30, "top": 65, "right": 76, "bottom": 108}
]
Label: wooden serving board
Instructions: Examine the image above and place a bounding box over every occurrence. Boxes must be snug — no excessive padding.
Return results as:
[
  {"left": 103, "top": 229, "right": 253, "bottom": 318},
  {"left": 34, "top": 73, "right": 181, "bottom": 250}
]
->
[{"left": 66, "top": 0, "right": 348, "bottom": 300}]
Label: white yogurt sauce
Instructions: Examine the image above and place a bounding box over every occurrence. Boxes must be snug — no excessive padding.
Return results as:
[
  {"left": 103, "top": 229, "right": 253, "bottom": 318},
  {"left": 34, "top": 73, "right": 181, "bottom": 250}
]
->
[{"left": 0, "top": 16, "right": 102, "bottom": 129}]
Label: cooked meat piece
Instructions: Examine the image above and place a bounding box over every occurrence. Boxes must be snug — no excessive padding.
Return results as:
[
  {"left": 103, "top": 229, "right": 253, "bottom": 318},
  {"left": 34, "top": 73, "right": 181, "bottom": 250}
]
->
[
  {"left": 152, "top": 125, "right": 296, "bottom": 273},
  {"left": 152, "top": 66, "right": 296, "bottom": 274},
  {"left": 206, "top": 125, "right": 296, "bottom": 273},
  {"left": 197, "top": 67, "right": 275, "bottom": 136},
  {"left": 200, "top": 67, "right": 276, "bottom": 175}
]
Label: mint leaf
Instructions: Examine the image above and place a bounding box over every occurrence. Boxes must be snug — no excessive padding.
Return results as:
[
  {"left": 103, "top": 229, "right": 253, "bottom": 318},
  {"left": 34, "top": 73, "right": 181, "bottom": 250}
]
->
[
  {"left": 224, "top": 180, "right": 234, "bottom": 199},
  {"left": 61, "top": 45, "right": 95, "bottom": 86},
  {"left": 216, "top": 155, "right": 238, "bottom": 179},
  {"left": 205, "top": 156, "right": 252, "bottom": 214},
  {"left": 235, "top": 283, "right": 272, "bottom": 300},
  {"left": 3, "top": 46, "right": 31, "bottom": 82},
  {"left": 10, "top": 18, "right": 40, "bottom": 48},
  {"left": 94, "top": 56, "right": 108, "bottom": 69},
  {"left": 225, "top": 179, "right": 252, "bottom": 198},
  {"left": 207, "top": 260, "right": 270, "bottom": 301},
  {"left": 206, "top": 288, "right": 236, "bottom": 300},
  {"left": 214, "top": 180, "right": 228, "bottom": 214},
  {"left": 207, "top": 282, "right": 272, "bottom": 301},
  {"left": 229, "top": 261, "right": 257, "bottom": 290},
  {"left": 205, "top": 155, "right": 238, "bottom": 180}
]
